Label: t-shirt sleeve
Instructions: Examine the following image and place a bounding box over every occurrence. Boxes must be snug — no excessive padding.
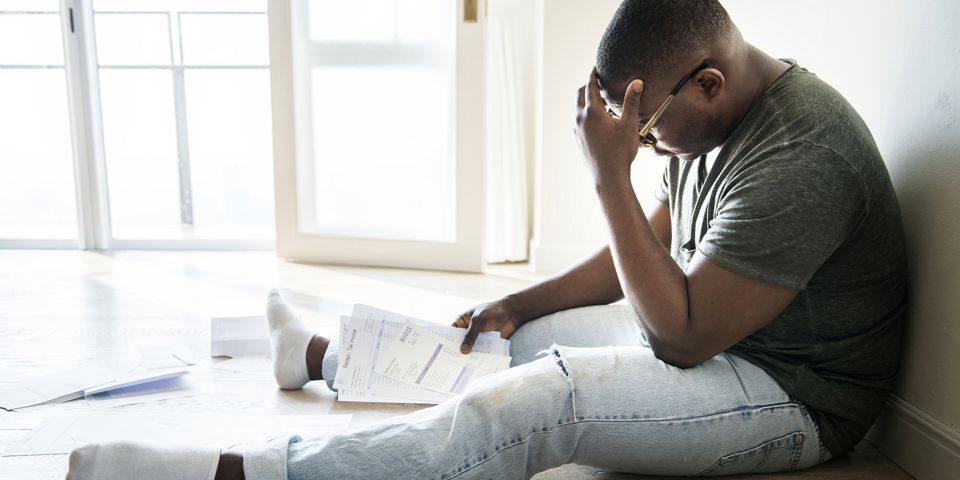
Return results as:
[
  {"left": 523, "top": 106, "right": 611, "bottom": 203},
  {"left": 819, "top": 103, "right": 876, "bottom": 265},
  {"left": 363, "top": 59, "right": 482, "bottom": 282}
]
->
[
  {"left": 698, "top": 144, "right": 866, "bottom": 290},
  {"left": 655, "top": 164, "right": 670, "bottom": 204}
]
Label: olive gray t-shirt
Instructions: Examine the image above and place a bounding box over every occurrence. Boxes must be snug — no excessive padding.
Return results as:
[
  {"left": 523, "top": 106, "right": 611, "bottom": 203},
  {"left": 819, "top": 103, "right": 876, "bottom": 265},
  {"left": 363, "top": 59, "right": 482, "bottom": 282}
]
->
[{"left": 655, "top": 61, "right": 907, "bottom": 457}]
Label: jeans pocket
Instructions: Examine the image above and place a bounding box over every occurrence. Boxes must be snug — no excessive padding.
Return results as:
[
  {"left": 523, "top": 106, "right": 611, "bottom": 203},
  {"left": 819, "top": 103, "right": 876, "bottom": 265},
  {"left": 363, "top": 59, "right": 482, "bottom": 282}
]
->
[{"left": 696, "top": 431, "right": 805, "bottom": 477}]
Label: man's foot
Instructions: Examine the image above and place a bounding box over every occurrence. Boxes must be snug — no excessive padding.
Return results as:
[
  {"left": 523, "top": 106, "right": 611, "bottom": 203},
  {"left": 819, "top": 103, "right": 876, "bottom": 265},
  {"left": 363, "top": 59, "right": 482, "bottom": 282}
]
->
[
  {"left": 306, "top": 334, "right": 330, "bottom": 382},
  {"left": 266, "top": 289, "right": 321, "bottom": 390},
  {"left": 67, "top": 442, "right": 220, "bottom": 480},
  {"left": 214, "top": 452, "right": 244, "bottom": 480}
]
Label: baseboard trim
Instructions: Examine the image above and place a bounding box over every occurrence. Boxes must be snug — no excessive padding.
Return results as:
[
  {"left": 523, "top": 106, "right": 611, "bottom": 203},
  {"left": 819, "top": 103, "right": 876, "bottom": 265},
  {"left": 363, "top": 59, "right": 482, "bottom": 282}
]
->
[{"left": 866, "top": 394, "right": 960, "bottom": 479}]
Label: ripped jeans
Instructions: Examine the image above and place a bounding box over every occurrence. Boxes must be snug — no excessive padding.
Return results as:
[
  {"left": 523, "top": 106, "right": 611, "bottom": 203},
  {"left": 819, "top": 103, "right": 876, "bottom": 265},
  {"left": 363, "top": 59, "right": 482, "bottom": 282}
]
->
[{"left": 241, "top": 305, "right": 830, "bottom": 479}]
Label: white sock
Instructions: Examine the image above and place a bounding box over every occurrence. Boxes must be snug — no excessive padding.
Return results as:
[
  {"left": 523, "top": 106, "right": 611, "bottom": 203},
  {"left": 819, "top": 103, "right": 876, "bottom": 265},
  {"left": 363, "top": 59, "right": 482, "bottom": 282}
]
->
[
  {"left": 66, "top": 442, "right": 220, "bottom": 480},
  {"left": 266, "top": 289, "right": 315, "bottom": 390}
]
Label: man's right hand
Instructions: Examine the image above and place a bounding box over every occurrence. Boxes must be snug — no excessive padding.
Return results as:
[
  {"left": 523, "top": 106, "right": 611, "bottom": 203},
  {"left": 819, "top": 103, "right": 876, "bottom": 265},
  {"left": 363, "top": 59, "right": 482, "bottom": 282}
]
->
[{"left": 452, "top": 298, "right": 526, "bottom": 354}]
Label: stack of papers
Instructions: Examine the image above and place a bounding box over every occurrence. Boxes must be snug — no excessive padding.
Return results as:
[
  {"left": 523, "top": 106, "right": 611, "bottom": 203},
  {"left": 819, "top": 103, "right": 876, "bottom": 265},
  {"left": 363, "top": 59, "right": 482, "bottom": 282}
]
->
[{"left": 334, "top": 305, "right": 512, "bottom": 404}]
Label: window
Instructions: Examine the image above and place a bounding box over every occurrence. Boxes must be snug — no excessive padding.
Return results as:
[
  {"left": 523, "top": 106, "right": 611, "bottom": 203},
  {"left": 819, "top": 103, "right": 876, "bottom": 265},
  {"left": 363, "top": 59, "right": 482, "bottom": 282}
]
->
[
  {"left": 270, "top": 0, "right": 486, "bottom": 271},
  {"left": 295, "top": 0, "right": 457, "bottom": 242},
  {"left": 0, "top": 0, "right": 275, "bottom": 249}
]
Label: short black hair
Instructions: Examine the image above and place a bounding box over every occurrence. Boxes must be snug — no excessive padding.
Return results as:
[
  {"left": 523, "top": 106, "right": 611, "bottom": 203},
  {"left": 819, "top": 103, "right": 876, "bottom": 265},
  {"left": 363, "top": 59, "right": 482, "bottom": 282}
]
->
[{"left": 597, "top": 0, "right": 734, "bottom": 90}]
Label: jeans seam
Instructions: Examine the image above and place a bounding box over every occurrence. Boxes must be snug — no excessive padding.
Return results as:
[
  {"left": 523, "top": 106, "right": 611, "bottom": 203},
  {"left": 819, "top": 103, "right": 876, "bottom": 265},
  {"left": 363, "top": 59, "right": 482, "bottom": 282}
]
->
[
  {"left": 573, "top": 401, "right": 801, "bottom": 424},
  {"left": 798, "top": 404, "right": 828, "bottom": 464},
  {"left": 721, "top": 353, "right": 751, "bottom": 402},
  {"left": 789, "top": 432, "right": 805, "bottom": 469}
]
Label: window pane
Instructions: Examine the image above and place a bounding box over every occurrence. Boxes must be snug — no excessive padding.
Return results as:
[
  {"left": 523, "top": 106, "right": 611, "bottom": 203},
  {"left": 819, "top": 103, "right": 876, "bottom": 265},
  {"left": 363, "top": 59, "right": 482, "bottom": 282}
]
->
[
  {"left": 93, "top": 0, "right": 265, "bottom": 13},
  {"left": 0, "top": 0, "right": 58, "bottom": 11},
  {"left": 308, "top": 0, "right": 396, "bottom": 43},
  {"left": 308, "top": 0, "right": 451, "bottom": 44},
  {"left": 395, "top": 0, "right": 451, "bottom": 44},
  {"left": 0, "top": 11, "right": 76, "bottom": 240},
  {"left": 0, "top": 13, "right": 63, "bottom": 65},
  {"left": 184, "top": 69, "right": 274, "bottom": 237},
  {"left": 180, "top": 13, "right": 268, "bottom": 66},
  {"left": 98, "top": 69, "right": 182, "bottom": 238},
  {"left": 95, "top": 13, "right": 171, "bottom": 66},
  {"left": 0, "top": 69, "right": 77, "bottom": 239},
  {"left": 302, "top": 65, "right": 455, "bottom": 242}
]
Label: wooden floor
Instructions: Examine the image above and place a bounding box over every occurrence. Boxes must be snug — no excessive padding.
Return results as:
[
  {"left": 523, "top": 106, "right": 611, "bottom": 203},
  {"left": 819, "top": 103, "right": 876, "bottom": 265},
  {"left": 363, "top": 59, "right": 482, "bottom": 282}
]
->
[{"left": 0, "top": 251, "right": 914, "bottom": 479}]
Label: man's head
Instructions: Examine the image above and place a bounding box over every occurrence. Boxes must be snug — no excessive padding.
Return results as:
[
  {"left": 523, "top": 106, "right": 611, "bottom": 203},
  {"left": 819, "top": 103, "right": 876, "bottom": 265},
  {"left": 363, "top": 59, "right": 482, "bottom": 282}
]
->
[{"left": 596, "top": 0, "right": 742, "bottom": 159}]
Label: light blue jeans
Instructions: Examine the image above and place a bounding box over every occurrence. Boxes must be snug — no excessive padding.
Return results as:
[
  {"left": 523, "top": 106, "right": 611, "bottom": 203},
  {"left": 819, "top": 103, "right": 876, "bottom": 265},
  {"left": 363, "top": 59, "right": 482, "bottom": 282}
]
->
[{"left": 242, "top": 305, "right": 830, "bottom": 479}]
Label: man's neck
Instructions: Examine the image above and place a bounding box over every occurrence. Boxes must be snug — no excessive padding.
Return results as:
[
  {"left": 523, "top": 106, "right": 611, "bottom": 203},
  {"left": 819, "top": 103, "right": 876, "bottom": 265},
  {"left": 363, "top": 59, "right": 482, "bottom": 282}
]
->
[
  {"left": 720, "top": 44, "right": 790, "bottom": 145},
  {"left": 745, "top": 44, "right": 791, "bottom": 99}
]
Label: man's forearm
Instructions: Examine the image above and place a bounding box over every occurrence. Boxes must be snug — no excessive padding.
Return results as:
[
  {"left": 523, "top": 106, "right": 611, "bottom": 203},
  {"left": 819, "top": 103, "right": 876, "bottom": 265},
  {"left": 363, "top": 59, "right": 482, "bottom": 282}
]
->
[
  {"left": 595, "top": 173, "right": 689, "bottom": 347},
  {"left": 504, "top": 245, "right": 624, "bottom": 324}
]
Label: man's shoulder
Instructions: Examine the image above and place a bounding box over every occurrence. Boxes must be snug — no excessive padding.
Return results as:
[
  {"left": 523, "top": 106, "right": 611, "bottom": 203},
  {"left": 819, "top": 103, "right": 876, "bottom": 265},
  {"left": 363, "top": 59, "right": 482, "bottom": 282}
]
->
[
  {"left": 726, "top": 63, "right": 882, "bottom": 182},
  {"left": 766, "top": 62, "right": 845, "bottom": 107}
]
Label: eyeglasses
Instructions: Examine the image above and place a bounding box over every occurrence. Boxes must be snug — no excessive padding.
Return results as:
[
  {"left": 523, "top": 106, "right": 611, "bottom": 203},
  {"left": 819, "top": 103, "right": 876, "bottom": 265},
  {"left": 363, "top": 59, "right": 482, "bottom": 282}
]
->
[{"left": 607, "top": 60, "right": 710, "bottom": 147}]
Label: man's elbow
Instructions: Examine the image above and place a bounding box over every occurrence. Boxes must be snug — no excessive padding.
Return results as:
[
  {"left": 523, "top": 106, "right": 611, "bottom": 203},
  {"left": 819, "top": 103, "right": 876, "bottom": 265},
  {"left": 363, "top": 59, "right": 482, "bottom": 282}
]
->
[{"left": 648, "top": 339, "right": 707, "bottom": 369}]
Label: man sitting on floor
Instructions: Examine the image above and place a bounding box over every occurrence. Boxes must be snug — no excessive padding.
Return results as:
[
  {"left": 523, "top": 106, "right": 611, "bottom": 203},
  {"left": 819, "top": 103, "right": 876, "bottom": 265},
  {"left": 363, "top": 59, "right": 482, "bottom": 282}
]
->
[{"left": 67, "top": 0, "right": 907, "bottom": 478}]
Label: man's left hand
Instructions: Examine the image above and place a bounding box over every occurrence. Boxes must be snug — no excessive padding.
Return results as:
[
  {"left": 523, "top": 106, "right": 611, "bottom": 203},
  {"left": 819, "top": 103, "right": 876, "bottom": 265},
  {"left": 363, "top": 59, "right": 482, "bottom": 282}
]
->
[{"left": 574, "top": 68, "right": 645, "bottom": 183}]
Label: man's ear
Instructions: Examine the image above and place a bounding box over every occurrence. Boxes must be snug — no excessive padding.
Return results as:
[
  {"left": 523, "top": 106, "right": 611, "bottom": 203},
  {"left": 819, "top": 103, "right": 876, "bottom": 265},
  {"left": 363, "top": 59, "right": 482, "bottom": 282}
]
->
[{"left": 695, "top": 68, "right": 724, "bottom": 102}]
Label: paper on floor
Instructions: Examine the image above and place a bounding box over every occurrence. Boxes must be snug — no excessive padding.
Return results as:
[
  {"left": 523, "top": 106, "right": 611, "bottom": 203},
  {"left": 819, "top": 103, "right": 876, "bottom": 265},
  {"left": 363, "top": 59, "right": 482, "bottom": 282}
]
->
[
  {"left": 3, "top": 412, "right": 352, "bottom": 456},
  {"left": 0, "top": 368, "right": 116, "bottom": 411},
  {"left": 210, "top": 315, "right": 271, "bottom": 357},
  {"left": 84, "top": 376, "right": 197, "bottom": 410},
  {"left": 0, "top": 411, "right": 51, "bottom": 431},
  {"left": 210, "top": 355, "right": 272, "bottom": 374},
  {"left": 83, "top": 368, "right": 188, "bottom": 396},
  {"left": 138, "top": 344, "right": 204, "bottom": 369}
]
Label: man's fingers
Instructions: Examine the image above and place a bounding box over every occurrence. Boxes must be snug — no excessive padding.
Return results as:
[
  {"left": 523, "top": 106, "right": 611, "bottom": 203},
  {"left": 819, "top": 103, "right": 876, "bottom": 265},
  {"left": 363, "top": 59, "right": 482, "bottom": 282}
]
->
[
  {"left": 452, "top": 311, "right": 471, "bottom": 328},
  {"left": 576, "top": 85, "right": 586, "bottom": 111},
  {"left": 460, "top": 316, "right": 483, "bottom": 354},
  {"left": 618, "top": 79, "right": 645, "bottom": 124},
  {"left": 584, "top": 67, "right": 606, "bottom": 110},
  {"left": 499, "top": 319, "right": 519, "bottom": 339}
]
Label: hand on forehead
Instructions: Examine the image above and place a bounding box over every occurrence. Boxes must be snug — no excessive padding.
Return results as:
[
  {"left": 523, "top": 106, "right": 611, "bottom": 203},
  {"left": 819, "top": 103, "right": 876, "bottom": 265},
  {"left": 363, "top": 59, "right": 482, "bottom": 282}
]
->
[
  {"left": 597, "top": 74, "right": 627, "bottom": 113},
  {"left": 597, "top": 73, "right": 658, "bottom": 118},
  {"left": 579, "top": 67, "right": 645, "bottom": 130}
]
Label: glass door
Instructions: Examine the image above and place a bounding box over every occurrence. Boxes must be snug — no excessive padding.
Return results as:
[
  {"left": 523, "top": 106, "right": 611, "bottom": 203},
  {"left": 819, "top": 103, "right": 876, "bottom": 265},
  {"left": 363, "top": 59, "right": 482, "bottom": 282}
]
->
[{"left": 268, "top": 0, "right": 485, "bottom": 272}]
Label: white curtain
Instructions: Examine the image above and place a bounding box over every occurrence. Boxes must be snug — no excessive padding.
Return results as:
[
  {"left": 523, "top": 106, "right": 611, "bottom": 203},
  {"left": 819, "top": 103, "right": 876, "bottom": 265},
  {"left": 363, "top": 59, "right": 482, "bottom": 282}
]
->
[{"left": 485, "top": 0, "right": 540, "bottom": 263}]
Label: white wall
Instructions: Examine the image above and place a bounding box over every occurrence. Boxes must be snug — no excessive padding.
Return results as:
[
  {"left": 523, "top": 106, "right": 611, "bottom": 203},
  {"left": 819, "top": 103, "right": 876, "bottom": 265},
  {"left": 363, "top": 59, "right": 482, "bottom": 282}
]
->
[
  {"left": 531, "top": 1, "right": 960, "bottom": 477},
  {"left": 531, "top": 0, "right": 667, "bottom": 273}
]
